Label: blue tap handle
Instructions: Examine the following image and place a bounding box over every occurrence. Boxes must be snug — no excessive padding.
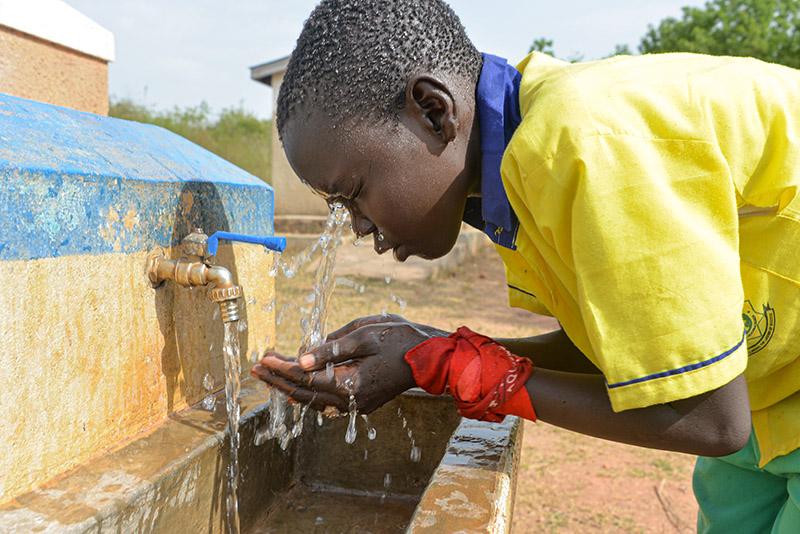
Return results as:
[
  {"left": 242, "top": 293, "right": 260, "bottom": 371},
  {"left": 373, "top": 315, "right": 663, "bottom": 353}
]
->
[{"left": 206, "top": 231, "right": 287, "bottom": 256}]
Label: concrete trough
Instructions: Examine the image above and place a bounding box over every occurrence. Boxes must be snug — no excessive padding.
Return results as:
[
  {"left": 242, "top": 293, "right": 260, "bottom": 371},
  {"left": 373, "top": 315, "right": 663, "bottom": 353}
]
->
[{"left": 0, "top": 382, "right": 522, "bottom": 533}]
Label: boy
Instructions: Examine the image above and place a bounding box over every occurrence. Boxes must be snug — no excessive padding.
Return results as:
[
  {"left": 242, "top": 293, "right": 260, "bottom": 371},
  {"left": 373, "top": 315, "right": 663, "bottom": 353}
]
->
[{"left": 251, "top": 1, "right": 800, "bottom": 531}]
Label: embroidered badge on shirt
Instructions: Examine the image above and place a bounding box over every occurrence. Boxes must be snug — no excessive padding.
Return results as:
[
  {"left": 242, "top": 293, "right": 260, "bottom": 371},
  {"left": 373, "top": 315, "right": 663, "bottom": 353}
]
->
[{"left": 742, "top": 300, "right": 776, "bottom": 355}]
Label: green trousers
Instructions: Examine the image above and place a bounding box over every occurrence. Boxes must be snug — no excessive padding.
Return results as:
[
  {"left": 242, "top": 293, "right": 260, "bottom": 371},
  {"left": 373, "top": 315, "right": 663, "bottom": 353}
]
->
[{"left": 694, "top": 431, "right": 800, "bottom": 533}]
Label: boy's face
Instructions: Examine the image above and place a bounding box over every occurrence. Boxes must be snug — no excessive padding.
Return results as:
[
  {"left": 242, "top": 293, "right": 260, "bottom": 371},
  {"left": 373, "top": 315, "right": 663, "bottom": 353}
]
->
[{"left": 282, "top": 78, "right": 479, "bottom": 261}]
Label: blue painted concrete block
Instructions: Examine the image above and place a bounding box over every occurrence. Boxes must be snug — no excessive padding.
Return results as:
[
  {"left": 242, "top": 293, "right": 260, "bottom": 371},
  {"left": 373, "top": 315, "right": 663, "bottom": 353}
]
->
[{"left": 0, "top": 93, "right": 275, "bottom": 260}]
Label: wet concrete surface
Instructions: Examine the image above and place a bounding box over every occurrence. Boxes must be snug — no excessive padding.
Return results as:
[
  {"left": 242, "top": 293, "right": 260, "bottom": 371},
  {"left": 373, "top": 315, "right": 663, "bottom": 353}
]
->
[{"left": 0, "top": 383, "right": 521, "bottom": 533}]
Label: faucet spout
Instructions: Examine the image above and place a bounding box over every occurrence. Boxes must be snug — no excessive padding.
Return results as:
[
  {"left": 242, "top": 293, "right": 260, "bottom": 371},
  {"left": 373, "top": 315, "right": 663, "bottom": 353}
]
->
[{"left": 146, "top": 250, "right": 243, "bottom": 323}]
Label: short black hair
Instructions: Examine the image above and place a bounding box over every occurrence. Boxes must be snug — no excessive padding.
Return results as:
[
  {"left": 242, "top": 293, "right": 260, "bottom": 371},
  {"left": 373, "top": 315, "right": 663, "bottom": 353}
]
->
[{"left": 276, "top": 0, "right": 482, "bottom": 139}]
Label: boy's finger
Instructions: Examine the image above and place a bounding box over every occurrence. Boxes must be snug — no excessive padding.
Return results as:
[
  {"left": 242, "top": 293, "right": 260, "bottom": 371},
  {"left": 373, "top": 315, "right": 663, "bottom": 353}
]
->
[
  {"left": 251, "top": 366, "right": 346, "bottom": 412},
  {"left": 259, "top": 354, "right": 344, "bottom": 394},
  {"left": 325, "top": 314, "right": 404, "bottom": 342},
  {"left": 298, "top": 328, "right": 378, "bottom": 371},
  {"left": 258, "top": 355, "right": 308, "bottom": 384}
]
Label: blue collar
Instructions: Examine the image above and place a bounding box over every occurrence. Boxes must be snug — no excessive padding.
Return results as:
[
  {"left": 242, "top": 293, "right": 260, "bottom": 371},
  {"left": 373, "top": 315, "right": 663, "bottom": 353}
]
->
[{"left": 463, "top": 53, "right": 522, "bottom": 250}]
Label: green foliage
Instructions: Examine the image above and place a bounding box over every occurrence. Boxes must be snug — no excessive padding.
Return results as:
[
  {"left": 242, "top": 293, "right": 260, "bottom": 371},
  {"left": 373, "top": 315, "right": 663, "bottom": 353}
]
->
[
  {"left": 639, "top": 0, "right": 800, "bottom": 68},
  {"left": 529, "top": 37, "right": 555, "bottom": 55},
  {"left": 529, "top": 37, "right": 585, "bottom": 62},
  {"left": 109, "top": 99, "right": 272, "bottom": 183},
  {"left": 608, "top": 43, "right": 634, "bottom": 57}
]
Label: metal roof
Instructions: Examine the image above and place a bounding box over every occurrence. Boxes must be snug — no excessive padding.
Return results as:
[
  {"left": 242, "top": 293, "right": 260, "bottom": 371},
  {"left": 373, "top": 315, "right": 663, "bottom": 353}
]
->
[{"left": 250, "top": 55, "right": 290, "bottom": 86}]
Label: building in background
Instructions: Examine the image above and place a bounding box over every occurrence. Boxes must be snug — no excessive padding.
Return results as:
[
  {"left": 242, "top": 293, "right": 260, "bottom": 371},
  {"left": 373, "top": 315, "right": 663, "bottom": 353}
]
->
[
  {"left": 0, "top": 0, "right": 114, "bottom": 115},
  {"left": 251, "top": 55, "right": 329, "bottom": 217}
]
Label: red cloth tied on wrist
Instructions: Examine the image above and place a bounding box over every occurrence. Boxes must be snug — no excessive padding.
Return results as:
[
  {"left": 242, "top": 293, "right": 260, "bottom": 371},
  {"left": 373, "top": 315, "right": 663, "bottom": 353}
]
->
[{"left": 404, "top": 326, "right": 536, "bottom": 422}]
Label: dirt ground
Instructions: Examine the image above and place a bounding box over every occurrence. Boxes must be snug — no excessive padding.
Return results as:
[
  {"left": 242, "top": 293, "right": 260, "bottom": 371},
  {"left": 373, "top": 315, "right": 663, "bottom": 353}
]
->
[{"left": 275, "top": 244, "right": 698, "bottom": 533}]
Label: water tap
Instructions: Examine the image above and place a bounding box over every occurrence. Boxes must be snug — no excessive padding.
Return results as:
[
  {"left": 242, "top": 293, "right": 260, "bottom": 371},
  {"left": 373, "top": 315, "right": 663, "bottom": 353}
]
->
[{"left": 146, "top": 229, "right": 286, "bottom": 323}]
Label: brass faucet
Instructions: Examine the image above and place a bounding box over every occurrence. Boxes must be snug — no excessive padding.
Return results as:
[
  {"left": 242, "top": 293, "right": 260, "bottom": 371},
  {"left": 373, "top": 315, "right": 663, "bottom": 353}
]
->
[
  {"left": 146, "top": 229, "right": 243, "bottom": 323},
  {"left": 146, "top": 229, "right": 286, "bottom": 324}
]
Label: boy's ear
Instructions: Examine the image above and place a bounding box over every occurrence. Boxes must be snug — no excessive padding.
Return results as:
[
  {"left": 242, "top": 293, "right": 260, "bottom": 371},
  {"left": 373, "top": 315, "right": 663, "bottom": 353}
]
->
[{"left": 404, "top": 75, "right": 458, "bottom": 144}]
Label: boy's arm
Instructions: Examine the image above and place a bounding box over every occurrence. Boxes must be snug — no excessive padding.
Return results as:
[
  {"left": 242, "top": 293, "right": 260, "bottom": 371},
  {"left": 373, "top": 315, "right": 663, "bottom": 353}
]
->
[
  {"left": 497, "top": 329, "right": 601, "bottom": 374},
  {"left": 528, "top": 368, "right": 751, "bottom": 457},
  {"left": 255, "top": 320, "right": 752, "bottom": 457}
]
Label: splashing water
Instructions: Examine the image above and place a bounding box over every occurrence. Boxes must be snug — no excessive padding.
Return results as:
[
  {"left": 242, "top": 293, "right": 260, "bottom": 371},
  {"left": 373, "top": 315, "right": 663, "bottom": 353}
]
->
[
  {"left": 201, "top": 372, "right": 216, "bottom": 412},
  {"left": 390, "top": 294, "right": 407, "bottom": 312},
  {"left": 344, "top": 377, "right": 358, "bottom": 444},
  {"left": 264, "top": 204, "right": 349, "bottom": 448},
  {"left": 361, "top": 414, "right": 377, "bottom": 440},
  {"left": 326, "top": 361, "right": 334, "bottom": 381},
  {"left": 335, "top": 276, "right": 366, "bottom": 293},
  {"left": 397, "top": 407, "right": 422, "bottom": 463},
  {"left": 222, "top": 321, "right": 242, "bottom": 534},
  {"left": 298, "top": 204, "right": 348, "bottom": 354}
]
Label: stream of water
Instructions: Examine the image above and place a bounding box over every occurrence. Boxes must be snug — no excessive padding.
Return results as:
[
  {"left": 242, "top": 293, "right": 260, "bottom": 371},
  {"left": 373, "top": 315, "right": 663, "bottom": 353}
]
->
[
  {"left": 253, "top": 202, "right": 421, "bottom": 465},
  {"left": 222, "top": 320, "right": 242, "bottom": 534},
  {"left": 257, "top": 204, "right": 349, "bottom": 450}
]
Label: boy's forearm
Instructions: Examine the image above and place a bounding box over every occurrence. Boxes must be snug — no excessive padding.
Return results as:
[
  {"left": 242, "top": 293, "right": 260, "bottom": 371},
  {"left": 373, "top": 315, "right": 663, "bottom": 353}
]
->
[
  {"left": 497, "top": 329, "right": 601, "bottom": 374},
  {"left": 527, "top": 370, "right": 751, "bottom": 457}
]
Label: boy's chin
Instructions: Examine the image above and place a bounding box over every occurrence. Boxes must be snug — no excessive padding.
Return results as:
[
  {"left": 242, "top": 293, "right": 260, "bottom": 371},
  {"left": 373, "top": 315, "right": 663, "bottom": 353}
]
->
[{"left": 397, "top": 238, "right": 458, "bottom": 262}]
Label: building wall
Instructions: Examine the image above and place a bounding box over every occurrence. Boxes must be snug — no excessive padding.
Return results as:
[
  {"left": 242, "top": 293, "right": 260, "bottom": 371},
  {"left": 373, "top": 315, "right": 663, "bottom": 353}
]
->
[
  {"left": 0, "top": 25, "right": 109, "bottom": 115},
  {"left": 270, "top": 71, "right": 330, "bottom": 216}
]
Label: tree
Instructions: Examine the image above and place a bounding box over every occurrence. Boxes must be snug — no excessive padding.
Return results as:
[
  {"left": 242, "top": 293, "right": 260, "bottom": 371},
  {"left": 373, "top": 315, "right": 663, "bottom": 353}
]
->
[
  {"left": 639, "top": 0, "right": 800, "bottom": 68},
  {"left": 109, "top": 99, "right": 272, "bottom": 183},
  {"left": 529, "top": 37, "right": 555, "bottom": 55}
]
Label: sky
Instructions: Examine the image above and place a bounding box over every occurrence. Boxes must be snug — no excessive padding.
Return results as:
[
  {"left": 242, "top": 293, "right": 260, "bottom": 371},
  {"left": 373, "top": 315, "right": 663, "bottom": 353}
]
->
[{"left": 68, "top": 0, "right": 707, "bottom": 119}]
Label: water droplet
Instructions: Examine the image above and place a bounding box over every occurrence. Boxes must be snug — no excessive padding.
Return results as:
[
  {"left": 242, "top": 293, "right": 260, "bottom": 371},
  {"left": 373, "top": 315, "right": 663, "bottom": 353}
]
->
[
  {"left": 391, "top": 294, "right": 407, "bottom": 311},
  {"left": 254, "top": 426, "right": 270, "bottom": 446},
  {"left": 410, "top": 446, "right": 421, "bottom": 463},
  {"left": 352, "top": 235, "right": 363, "bottom": 246},
  {"left": 201, "top": 394, "right": 215, "bottom": 411},
  {"left": 344, "top": 378, "right": 358, "bottom": 444},
  {"left": 363, "top": 449, "right": 369, "bottom": 460},
  {"left": 383, "top": 473, "right": 392, "bottom": 489},
  {"left": 384, "top": 275, "right": 392, "bottom": 284},
  {"left": 317, "top": 411, "right": 324, "bottom": 426},
  {"left": 203, "top": 373, "right": 214, "bottom": 391},
  {"left": 326, "top": 361, "right": 334, "bottom": 381},
  {"left": 377, "top": 231, "right": 385, "bottom": 241}
]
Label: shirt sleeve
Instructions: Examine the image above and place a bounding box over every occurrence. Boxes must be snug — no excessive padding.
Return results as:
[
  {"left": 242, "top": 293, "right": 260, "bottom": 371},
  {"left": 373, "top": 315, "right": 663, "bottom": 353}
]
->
[{"left": 550, "top": 134, "right": 747, "bottom": 411}]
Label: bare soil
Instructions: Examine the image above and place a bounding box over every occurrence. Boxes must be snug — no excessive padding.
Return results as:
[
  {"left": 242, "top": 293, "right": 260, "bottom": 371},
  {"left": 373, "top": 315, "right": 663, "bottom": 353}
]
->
[{"left": 275, "top": 244, "right": 698, "bottom": 533}]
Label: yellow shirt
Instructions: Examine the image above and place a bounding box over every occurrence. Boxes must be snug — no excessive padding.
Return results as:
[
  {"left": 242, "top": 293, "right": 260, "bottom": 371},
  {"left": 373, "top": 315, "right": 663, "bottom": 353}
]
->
[{"left": 498, "top": 52, "right": 800, "bottom": 465}]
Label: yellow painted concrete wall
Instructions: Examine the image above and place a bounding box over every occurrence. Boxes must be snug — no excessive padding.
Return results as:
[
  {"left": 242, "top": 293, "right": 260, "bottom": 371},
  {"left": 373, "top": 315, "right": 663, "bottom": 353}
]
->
[
  {"left": 0, "top": 25, "right": 109, "bottom": 115},
  {"left": 270, "top": 71, "right": 329, "bottom": 217},
  {"left": 0, "top": 243, "right": 276, "bottom": 503}
]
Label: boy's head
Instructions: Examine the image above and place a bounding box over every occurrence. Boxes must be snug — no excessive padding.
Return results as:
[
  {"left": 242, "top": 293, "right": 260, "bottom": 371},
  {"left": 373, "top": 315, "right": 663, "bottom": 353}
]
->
[{"left": 278, "top": 0, "right": 483, "bottom": 261}]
